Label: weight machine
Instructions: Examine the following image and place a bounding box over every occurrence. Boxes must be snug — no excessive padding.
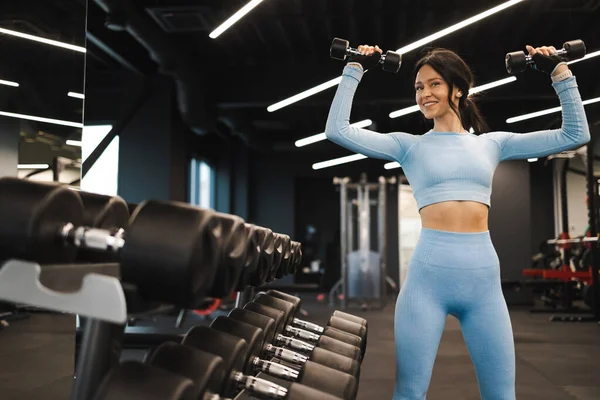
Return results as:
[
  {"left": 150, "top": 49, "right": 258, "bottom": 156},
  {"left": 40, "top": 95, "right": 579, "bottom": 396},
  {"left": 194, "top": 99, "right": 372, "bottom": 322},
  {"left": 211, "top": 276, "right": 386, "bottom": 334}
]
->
[{"left": 329, "top": 174, "right": 398, "bottom": 310}]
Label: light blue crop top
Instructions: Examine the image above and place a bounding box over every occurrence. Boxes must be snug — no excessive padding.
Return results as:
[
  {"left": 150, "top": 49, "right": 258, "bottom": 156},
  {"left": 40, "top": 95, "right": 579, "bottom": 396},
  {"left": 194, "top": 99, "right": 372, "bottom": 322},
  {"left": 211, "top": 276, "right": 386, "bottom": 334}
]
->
[{"left": 325, "top": 64, "right": 591, "bottom": 210}]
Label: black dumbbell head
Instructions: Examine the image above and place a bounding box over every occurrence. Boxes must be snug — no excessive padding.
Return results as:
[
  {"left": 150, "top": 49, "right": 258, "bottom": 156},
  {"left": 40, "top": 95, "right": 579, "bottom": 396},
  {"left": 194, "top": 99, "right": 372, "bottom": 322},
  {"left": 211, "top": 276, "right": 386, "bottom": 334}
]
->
[
  {"left": 209, "top": 316, "right": 265, "bottom": 375},
  {"left": 250, "top": 226, "right": 275, "bottom": 287},
  {"left": 331, "top": 37, "right": 350, "bottom": 60},
  {"left": 254, "top": 293, "right": 295, "bottom": 327},
  {"left": 382, "top": 51, "right": 402, "bottom": 73},
  {"left": 228, "top": 308, "right": 277, "bottom": 345},
  {"left": 120, "top": 201, "right": 222, "bottom": 309},
  {"left": 182, "top": 326, "right": 248, "bottom": 398},
  {"left": 93, "top": 362, "right": 196, "bottom": 400},
  {"left": 234, "top": 223, "right": 261, "bottom": 291},
  {"left": 332, "top": 310, "right": 367, "bottom": 328},
  {"left": 146, "top": 342, "right": 226, "bottom": 399},
  {"left": 300, "top": 360, "right": 358, "bottom": 400},
  {"left": 564, "top": 39, "right": 586, "bottom": 60},
  {"left": 0, "top": 177, "right": 84, "bottom": 264},
  {"left": 244, "top": 301, "right": 286, "bottom": 336},
  {"left": 309, "top": 346, "right": 361, "bottom": 378},
  {"left": 209, "top": 212, "right": 249, "bottom": 298},
  {"left": 505, "top": 51, "right": 527, "bottom": 74}
]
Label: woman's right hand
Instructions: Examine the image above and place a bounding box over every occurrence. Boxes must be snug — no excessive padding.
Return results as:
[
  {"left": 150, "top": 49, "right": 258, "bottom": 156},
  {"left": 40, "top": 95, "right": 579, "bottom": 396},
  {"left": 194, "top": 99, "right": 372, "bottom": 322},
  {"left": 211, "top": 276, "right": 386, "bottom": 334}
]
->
[{"left": 348, "top": 44, "right": 383, "bottom": 71}]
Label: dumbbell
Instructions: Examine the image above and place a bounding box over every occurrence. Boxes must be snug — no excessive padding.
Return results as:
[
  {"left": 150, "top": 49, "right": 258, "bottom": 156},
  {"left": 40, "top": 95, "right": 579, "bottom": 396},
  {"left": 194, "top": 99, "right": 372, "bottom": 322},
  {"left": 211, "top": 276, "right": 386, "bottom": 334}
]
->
[
  {"left": 253, "top": 293, "right": 367, "bottom": 357},
  {"left": 265, "top": 290, "right": 368, "bottom": 355},
  {"left": 207, "top": 316, "right": 358, "bottom": 399},
  {"left": 330, "top": 37, "right": 402, "bottom": 73},
  {"left": 244, "top": 299, "right": 365, "bottom": 361},
  {"left": 0, "top": 178, "right": 223, "bottom": 308},
  {"left": 505, "top": 39, "right": 586, "bottom": 74},
  {"left": 229, "top": 307, "right": 362, "bottom": 363},
  {"left": 180, "top": 325, "right": 349, "bottom": 399}
]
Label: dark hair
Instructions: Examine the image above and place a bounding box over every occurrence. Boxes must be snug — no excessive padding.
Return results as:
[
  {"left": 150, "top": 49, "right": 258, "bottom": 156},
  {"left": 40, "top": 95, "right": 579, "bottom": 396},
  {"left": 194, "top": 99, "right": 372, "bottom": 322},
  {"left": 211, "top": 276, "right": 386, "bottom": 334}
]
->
[{"left": 414, "top": 48, "right": 489, "bottom": 134}]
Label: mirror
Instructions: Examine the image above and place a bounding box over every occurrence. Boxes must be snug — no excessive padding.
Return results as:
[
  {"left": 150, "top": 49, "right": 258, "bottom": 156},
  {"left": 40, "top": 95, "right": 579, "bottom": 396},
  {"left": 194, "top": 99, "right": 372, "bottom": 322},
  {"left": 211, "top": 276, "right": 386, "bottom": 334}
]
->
[{"left": 0, "top": 1, "right": 87, "bottom": 186}]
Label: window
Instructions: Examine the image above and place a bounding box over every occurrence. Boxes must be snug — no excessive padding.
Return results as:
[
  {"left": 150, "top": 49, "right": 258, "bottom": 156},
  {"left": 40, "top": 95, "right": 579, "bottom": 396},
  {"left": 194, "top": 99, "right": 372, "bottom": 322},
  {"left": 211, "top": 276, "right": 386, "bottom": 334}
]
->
[
  {"left": 189, "top": 158, "right": 215, "bottom": 209},
  {"left": 80, "top": 125, "right": 119, "bottom": 196}
]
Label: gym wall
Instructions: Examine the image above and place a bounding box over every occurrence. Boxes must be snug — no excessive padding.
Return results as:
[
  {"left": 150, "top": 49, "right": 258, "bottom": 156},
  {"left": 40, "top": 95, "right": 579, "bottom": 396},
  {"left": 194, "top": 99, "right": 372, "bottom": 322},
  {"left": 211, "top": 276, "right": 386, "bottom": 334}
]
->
[{"left": 0, "top": 119, "right": 19, "bottom": 178}]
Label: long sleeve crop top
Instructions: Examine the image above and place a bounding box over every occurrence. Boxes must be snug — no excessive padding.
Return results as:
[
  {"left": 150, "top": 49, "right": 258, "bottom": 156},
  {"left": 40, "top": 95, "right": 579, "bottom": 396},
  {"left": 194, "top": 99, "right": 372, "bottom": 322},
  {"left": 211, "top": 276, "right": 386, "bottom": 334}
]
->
[{"left": 325, "top": 64, "right": 591, "bottom": 210}]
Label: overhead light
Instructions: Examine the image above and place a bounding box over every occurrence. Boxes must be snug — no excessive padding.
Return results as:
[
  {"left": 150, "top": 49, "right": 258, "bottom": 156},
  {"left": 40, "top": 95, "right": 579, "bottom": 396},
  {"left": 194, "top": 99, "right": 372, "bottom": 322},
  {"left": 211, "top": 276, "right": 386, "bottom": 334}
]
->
[
  {"left": 0, "top": 27, "right": 86, "bottom": 53},
  {"left": 506, "top": 96, "right": 600, "bottom": 123},
  {"left": 17, "top": 164, "right": 49, "bottom": 169},
  {"left": 394, "top": 0, "right": 524, "bottom": 55},
  {"left": 68, "top": 92, "right": 85, "bottom": 99},
  {"left": 389, "top": 77, "right": 517, "bottom": 118},
  {"left": 0, "top": 79, "right": 19, "bottom": 87},
  {"left": 568, "top": 49, "right": 600, "bottom": 66},
  {"left": 528, "top": 158, "right": 538, "bottom": 162},
  {"left": 267, "top": 0, "right": 524, "bottom": 112},
  {"left": 384, "top": 161, "right": 401, "bottom": 170},
  {"left": 209, "top": 0, "right": 266, "bottom": 39},
  {"left": 0, "top": 110, "right": 83, "bottom": 128},
  {"left": 312, "top": 154, "right": 368, "bottom": 170},
  {"left": 66, "top": 140, "right": 82, "bottom": 147},
  {"left": 295, "top": 119, "right": 373, "bottom": 148},
  {"left": 268, "top": 77, "right": 342, "bottom": 113}
]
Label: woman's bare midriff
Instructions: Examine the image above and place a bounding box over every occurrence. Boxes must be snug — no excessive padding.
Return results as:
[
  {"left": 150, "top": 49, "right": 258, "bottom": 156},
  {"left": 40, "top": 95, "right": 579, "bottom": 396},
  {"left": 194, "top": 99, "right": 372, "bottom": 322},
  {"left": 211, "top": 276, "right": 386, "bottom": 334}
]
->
[{"left": 419, "top": 201, "right": 489, "bottom": 233}]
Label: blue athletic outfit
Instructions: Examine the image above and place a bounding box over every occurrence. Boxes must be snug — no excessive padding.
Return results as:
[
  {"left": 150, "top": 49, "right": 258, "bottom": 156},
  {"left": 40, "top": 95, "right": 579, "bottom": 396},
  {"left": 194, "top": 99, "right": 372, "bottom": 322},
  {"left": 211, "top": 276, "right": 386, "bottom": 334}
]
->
[{"left": 325, "top": 64, "right": 590, "bottom": 399}]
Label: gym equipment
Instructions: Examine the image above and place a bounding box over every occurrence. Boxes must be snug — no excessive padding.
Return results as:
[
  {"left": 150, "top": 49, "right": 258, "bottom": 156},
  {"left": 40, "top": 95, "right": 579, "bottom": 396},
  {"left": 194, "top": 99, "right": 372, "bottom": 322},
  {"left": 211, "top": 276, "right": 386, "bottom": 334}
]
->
[
  {"left": 331, "top": 175, "right": 398, "bottom": 310},
  {"left": 505, "top": 39, "right": 586, "bottom": 74},
  {"left": 208, "top": 316, "right": 358, "bottom": 399},
  {"left": 93, "top": 361, "right": 196, "bottom": 400},
  {"left": 0, "top": 177, "right": 223, "bottom": 308},
  {"left": 234, "top": 225, "right": 275, "bottom": 290},
  {"left": 247, "top": 297, "right": 365, "bottom": 359},
  {"left": 182, "top": 326, "right": 347, "bottom": 399},
  {"left": 330, "top": 37, "right": 402, "bottom": 73},
  {"left": 228, "top": 307, "right": 362, "bottom": 362}
]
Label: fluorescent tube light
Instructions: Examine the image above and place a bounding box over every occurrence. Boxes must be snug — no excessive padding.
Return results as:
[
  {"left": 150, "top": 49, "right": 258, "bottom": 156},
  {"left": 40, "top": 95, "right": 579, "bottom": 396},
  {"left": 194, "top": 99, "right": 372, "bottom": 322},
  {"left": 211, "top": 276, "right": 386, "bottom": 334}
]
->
[
  {"left": 66, "top": 140, "right": 82, "bottom": 147},
  {"left": 528, "top": 158, "right": 538, "bottom": 162},
  {"left": 18, "top": 164, "right": 49, "bottom": 169},
  {"left": 312, "top": 154, "right": 368, "bottom": 170},
  {"left": 209, "top": 0, "right": 266, "bottom": 39},
  {"left": 0, "top": 79, "right": 19, "bottom": 87},
  {"left": 267, "top": 0, "right": 524, "bottom": 112},
  {"left": 68, "top": 92, "right": 85, "bottom": 99},
  {"left": 506, "top": 96, "right": 600, "bottom": 123},
  {"left": 0, "top": 27, "right": 86, "bottom": 53},
  {"left": 0, "top": 110, "right": 84, "bottom": 128},
  {"left": 295, "top": 119, "right": 373, "bottom": 148},
  {"left": 384, "top": 161, "right": 401, "bottom": 170},
  {"left": 389, "top": 77, "right": 517, "bottom": 118},
  {"left": 568, "top": 49, "right": 600, "bottom": 66}
]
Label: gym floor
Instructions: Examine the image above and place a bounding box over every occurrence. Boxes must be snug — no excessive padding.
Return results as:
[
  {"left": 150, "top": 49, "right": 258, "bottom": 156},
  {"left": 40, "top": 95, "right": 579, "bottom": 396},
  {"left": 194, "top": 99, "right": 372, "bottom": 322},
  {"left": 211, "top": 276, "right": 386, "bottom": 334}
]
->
[{"left": 0, "top": 300, "right": 598, "bottom": 400}]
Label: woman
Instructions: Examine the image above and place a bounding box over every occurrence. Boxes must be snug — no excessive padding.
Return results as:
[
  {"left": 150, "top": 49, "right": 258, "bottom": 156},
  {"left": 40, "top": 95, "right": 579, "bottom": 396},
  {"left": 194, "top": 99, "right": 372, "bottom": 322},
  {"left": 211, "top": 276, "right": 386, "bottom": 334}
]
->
[{"left": 325, "top": 44, "right": 590, "bottom": 400}]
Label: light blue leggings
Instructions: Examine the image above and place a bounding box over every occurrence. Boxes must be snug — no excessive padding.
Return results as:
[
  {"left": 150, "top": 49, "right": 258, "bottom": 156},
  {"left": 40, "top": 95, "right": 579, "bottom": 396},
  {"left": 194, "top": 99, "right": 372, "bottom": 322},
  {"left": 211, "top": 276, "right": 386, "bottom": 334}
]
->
[{"left": 393, "top": 228, "right": 516, "bottom": 400}]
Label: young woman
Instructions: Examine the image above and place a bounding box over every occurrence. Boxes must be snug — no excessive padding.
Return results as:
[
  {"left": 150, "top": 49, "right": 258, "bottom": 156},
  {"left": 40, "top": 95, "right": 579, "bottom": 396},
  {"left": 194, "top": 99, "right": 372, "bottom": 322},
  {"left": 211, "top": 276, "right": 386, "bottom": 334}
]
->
[{"left": 325, "top": 44, "right": 590, "bottom": 399}]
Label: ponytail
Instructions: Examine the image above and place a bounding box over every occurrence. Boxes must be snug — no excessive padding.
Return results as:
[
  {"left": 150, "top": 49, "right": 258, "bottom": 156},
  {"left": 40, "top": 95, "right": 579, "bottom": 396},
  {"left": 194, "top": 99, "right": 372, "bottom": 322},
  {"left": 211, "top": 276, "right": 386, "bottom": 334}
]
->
[{"left": 456, "top": 96, "right": 489, "bottom": 134}]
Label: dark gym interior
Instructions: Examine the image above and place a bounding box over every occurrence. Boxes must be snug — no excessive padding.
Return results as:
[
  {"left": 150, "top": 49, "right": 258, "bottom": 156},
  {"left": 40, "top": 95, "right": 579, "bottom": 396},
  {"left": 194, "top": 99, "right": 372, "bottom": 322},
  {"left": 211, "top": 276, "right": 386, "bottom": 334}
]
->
[{"left": 0, "top": 0, "right": 599, "bottom": 399}]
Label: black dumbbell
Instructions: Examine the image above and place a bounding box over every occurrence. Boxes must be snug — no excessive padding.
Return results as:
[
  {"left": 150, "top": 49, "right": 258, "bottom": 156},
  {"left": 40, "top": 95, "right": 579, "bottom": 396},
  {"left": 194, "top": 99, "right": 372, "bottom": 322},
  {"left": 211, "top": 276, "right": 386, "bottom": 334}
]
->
[
  {"left": 244, "top": 299, "right": 365, "bottom": 360},
  {"left": 0, "top": 178, "right": 226, "bottom": 308},
  {"left": 207, "top": 316, "right": 358, "bottom": 399},
  {"left": 92, "top": 361, "right": 198, "bottom": 400},
  {"left": 505, "top": 39, "right": 586, "bottom": 74},
  {"left": 265, "top": 290, "right": 368, "bottom": 356},
  {"left": 330, "top": 37, "right": 402, "bottom": 73},
  {"left": 228, "top": 307, "right": 362, "bottom": 363},
  {"left": 253, "top": 293, "right": 367, "bottom": 356},
  {"left": 180, "top": 325, "right": 350, "bottom": 399}
]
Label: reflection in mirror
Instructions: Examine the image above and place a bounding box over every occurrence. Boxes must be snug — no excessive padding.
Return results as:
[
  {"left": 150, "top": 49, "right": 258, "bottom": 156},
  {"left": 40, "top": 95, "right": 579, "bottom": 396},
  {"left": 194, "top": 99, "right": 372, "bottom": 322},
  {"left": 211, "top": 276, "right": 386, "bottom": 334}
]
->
[{"left": 0, "top": 1, "right": 87, "bottom": 187}]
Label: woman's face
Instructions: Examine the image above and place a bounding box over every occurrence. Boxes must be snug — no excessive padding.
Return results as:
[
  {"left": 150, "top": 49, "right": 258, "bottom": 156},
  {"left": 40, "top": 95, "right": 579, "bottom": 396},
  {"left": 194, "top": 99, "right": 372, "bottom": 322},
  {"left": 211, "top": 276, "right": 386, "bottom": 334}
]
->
[{"left": 414, "top": 64, "right": 460, "bottom": 120}]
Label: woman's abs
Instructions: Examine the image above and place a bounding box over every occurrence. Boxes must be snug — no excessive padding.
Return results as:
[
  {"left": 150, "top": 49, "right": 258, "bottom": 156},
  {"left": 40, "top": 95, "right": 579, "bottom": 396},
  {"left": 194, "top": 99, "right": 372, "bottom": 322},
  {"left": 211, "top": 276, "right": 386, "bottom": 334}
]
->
[{"left": 419, "top": 201, "right": 489, "bottom": 233}]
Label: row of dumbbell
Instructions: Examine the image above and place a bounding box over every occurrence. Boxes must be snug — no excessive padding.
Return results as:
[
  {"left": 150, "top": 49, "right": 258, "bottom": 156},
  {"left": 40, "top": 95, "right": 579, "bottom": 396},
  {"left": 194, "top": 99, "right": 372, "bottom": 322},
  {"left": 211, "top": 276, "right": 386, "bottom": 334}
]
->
[
  {"left": 0, "top": 177, "right": 302, "bottom": 310},
  {"left": 93, "top": 290, "right": 368, "bottom": 400}
]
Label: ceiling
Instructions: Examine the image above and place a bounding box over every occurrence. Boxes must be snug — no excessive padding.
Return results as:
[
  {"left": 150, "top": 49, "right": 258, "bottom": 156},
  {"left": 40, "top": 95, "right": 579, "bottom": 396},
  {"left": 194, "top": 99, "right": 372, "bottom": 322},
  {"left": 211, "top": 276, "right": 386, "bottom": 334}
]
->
[{"left": 2, "top": 0, "right": 600, "bottom": 166}]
